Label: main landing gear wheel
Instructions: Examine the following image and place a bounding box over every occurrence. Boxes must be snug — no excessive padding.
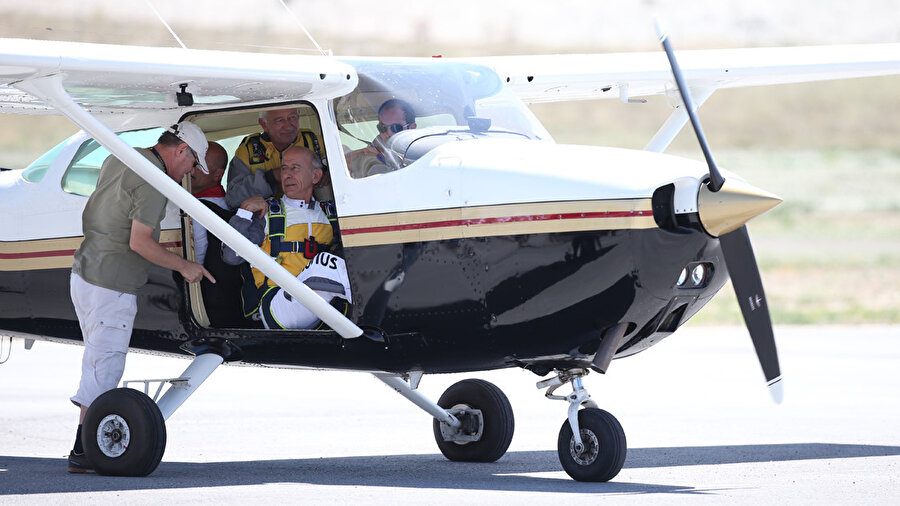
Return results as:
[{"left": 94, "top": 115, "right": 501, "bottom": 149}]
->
[
  {"left": 82, "top": 388, "right": 167, "bottom": 477},
  {"left": 432, "top": 379, "right": 514, "bottom": 462},
  {"left": 557, "top": 408, "right": 626, "bottom": 482}
]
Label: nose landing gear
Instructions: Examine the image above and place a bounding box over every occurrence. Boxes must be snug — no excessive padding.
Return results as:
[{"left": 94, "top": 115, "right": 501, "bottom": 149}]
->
[{"left": 538, "top": 369, "right": 626, "bottom": 482}]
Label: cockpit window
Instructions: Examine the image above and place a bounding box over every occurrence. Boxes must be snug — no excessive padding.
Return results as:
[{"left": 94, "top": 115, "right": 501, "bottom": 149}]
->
[
  {"left": 335, "top": 59, "right": 552, "bottom": 179},
  {"left": 21, "top": 140, "right": 67, "bottom": 183},
  {"left": 61, "top": 128, "right": 164, "bottom": 197}
]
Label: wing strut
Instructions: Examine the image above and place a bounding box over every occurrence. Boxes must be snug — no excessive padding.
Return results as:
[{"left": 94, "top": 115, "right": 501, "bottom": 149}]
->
[
  {"left": 644, "top": 86, "right": 715, "bottom": 153},
  {"left": 15, "top": 74, "right": 365, "bottom": 340}
]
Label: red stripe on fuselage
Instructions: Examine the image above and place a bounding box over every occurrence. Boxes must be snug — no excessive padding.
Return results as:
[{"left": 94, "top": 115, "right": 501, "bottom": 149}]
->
[
  {"left": 0, "top": 241, "right": 182, "bottom": 260},
  {"left": 0, "top": 249, "right": 76, "bottom": 259},
  {"left": 341, "top": 210, "right": 652, "bottom": 236}
]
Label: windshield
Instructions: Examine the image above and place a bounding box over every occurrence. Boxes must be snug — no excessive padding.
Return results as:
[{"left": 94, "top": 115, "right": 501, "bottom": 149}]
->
[{"left": 336, "top": 59, "right": 552, "bottom": 178}]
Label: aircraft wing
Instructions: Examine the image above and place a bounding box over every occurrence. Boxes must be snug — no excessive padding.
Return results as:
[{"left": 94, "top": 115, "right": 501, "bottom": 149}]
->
[
  {"left": 0, "top": 37, "right": 365, "bottom": 339},
  {"left": 463, "top": 43, "right": 900, "bottom": 103},
  {"left": 0, "top": 38, "right": 357, "bottom": 119}
]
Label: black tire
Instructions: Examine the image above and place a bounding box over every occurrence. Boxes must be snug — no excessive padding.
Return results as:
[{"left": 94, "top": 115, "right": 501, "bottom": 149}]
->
[
  {"left": 82, "top": 388, "right": 167, "bottom": 477},
  {"left": 557, "top": 408, "right": 626, "bottom": 482},
  {"left": 432, "top": 379, "right": 514, "bottom": 462}
]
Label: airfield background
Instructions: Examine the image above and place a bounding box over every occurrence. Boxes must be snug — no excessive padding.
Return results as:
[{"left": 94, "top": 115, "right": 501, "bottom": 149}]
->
[{"left": 0, "top": 0, "right": 897, "bottom": 324}]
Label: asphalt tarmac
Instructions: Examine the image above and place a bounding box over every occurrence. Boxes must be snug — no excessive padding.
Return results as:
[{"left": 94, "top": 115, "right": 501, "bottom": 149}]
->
[{"left": 1, "top": 325, "right": 898, "bottom": 504}]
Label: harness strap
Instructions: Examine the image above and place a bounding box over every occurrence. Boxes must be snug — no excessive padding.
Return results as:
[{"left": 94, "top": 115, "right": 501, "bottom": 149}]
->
[
  {"left": 300, "top": 130, "right": 326, "bottom": 169},
  {"left": 246, "top": 134, "right": 268, "bottom": 166},
  {"left": 266, "top": 197, "right": 324, "bottom": 260},
  {"left": 266, "top": 198, "right": 286, "bottom": 260},
  {"left": 270, "top": 238, "right": 321, "bottom": 258}
]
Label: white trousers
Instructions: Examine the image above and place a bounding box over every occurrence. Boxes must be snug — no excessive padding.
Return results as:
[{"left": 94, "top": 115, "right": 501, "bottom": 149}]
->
[
  {"left": 70, "top": 272, "right": 137, "bottom": 408},
  {"left": 264, "top": 287, "right": 333, "bottom": 329},
  {"left": 261, "top": 252, "right": 352, "bottom": 330}
]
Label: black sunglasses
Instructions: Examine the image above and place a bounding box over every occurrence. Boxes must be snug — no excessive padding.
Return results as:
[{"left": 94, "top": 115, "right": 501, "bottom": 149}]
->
[{"left": 376, "top": 122, "right": 408, "bottom": 134}]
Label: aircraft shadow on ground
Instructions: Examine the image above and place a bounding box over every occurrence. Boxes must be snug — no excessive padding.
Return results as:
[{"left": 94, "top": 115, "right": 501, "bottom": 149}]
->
[{"left": 2, "top": 443, "right": 898, "bottom": 496}]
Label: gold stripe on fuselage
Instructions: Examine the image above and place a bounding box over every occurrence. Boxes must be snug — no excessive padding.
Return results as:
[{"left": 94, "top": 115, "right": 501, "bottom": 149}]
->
[
  {"left": 0, "top": 229, "right": 183, "bottom": 272},
  {"left": 339, "top": 199, "right": 655, "bottom": 248}
]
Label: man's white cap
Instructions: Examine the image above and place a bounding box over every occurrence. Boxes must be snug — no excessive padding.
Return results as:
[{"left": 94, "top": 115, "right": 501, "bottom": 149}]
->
[{"left": 166, "top": 121, "right": 209, "bottom": 174}]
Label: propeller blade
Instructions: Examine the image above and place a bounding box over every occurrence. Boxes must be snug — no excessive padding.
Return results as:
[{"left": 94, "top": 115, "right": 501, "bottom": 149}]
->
[
  {"left": 654, "top": 18, "right": 726, "bottom": 192},
  {"left": 655, "top": 19, "right": 783, "bottom": 402},
  {"left": 719, "top": 225, "right": 783, "bottom": 403}
]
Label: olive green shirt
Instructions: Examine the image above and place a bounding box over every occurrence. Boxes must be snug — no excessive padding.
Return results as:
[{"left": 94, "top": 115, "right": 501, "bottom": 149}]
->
[{"left": 72, "top": 148, "right": 169, "bottom": 294}]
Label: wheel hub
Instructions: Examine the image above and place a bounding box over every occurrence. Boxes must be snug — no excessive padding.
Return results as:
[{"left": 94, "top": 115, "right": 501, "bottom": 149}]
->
[
  {"left": 97, "top": 414, "right": 131, "bottom": 458},
  {"left": 570, "top": 428, "right": 599, "bottom": 465},
  {"left": 439, "top": 404, "right": 484, "bottom": 444}
]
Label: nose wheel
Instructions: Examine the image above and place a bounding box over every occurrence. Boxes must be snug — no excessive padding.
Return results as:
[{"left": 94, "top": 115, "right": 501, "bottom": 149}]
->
[
  {"left": 539, "top": 369, "right": 627, "bottom": 482},
  {"left": 557, "top": 407, "right": 626, "bottom": 482}
]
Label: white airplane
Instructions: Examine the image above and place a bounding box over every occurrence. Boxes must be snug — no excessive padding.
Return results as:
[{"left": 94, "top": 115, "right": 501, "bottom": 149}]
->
[{"left": 0, "top": 27, "right": 897, "bottom": 481}]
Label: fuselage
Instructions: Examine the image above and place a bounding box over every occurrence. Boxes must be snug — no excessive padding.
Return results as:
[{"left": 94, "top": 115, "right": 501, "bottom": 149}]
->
[{"left": 0, "top": 57, "right": 731, "bottom": 374}]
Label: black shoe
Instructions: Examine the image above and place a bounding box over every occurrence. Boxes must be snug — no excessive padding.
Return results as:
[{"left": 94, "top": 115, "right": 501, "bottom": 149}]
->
[{"left": 67, "top": 451, "right": 93, "bottom": 474}]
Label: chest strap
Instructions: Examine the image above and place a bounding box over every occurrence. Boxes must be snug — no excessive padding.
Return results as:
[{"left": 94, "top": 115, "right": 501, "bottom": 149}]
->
[{"left": 266, "top": 198, "right": 322, "bottom": 261}]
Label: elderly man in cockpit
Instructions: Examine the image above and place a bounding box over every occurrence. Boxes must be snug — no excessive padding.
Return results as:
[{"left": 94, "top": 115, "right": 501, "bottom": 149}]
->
[
  {"left": 223, "top": 145, "right": 350, "bottom": 329},
  {"left": 345, "top": 98, "right": 417, "bottom": 178},
  {"left": 225, "top": 107, "right": 319, "bottom": 209}
]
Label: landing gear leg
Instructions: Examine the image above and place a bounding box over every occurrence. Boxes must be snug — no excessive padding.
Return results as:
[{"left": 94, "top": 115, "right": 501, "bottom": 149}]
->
[
  {"left": 538, "top": 368, "right": 626, "bottom": 482},
  {"left": 375, "top": 373, "right": 515, "bottom": 463},
  {"left": 83, "top": 352, "right": 224, "bottom": 476}
]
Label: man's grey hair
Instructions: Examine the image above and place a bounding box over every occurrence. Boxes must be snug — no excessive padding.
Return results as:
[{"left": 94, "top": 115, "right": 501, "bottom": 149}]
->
[
  {"left": 310, "top": 153, "right": 324, "bottom": 170},
  {"left": 258, "top": 107, "right": 301, "bottom": 123},
  {"left": 283, "top": 145, "right": 324, "bottom": 171}
]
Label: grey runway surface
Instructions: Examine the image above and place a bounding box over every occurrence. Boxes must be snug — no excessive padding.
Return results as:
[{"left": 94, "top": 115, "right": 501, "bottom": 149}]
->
[{"left": 1, "top": 325, "right": 898, "bottom": 504}]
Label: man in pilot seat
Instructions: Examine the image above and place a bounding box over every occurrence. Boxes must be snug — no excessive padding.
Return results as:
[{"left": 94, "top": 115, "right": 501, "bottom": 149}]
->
[
  {"left": 225, "top": 107, "right": 327, "bottom": 210},
  {"left": 345, "top": 98, "right": 416, "bottom": 178},
  {"left": 222, "top": 145, "right": 350, "bottom": 329}
]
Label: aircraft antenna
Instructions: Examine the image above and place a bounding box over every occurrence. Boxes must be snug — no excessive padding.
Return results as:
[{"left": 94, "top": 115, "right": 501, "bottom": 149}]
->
[
  {"left": 144, "top": 0, "right": 188, "bottom": 49},
  {"left": 277, "top": 0, "right": 329, "bottom": 57}
]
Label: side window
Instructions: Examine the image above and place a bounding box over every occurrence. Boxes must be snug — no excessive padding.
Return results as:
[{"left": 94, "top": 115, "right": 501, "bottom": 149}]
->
[
  {"left": 21, "top": 140, "right": 68, "bottom": 183},
  {"left": 61, "top": 128, "right": 164, "bottom": 197}
]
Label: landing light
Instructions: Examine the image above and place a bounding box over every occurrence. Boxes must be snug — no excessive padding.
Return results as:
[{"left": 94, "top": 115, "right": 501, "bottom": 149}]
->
[
  {"left": 691, "top": 264, "right": 706, "bottom": 286},
  {"left": 676, "top": 263, "right": 713, "bottom": 289},
  {"left": 676, "top": 268, "right": 688, "bottom": 287}
]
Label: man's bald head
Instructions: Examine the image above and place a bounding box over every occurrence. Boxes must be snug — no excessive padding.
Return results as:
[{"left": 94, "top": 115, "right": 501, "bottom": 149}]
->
[{"left": 191, "top": 141, "right": 227, "bottom": 195}]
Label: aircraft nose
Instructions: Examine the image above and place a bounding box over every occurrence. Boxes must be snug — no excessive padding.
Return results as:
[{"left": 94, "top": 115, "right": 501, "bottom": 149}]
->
[{"left": 697, "top": 179, "right": 782, "bottom": 237}]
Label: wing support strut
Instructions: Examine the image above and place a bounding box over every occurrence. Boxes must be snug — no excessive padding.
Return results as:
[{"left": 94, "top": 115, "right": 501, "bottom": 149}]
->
[
  {"left": 644, "top": 87, "right": 715, "bottom": 153},
  {"left": 374, "top": 373, "right": 461, "bottom": 428},
  {"left": 15, "top": 75, "right": 364, "bottom": 340}
]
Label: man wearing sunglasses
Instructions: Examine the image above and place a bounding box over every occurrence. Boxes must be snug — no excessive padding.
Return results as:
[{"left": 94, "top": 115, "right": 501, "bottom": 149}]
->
[
  {"left": 68, "top": 121, "right": 215, "bottom": 473},
  {"left": 346, "top": 98, "right": 417, "bottom": 178}
]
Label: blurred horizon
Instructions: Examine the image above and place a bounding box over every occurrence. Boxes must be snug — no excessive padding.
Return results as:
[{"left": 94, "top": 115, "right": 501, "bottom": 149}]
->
[{"left": 1, "top": 0, "right": 897, "bottom": 55}]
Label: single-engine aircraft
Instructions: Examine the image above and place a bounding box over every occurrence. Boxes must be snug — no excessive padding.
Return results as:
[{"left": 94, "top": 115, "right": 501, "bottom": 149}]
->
[{"left": 0, "top": 26, "right": 898, "bottom": 481}]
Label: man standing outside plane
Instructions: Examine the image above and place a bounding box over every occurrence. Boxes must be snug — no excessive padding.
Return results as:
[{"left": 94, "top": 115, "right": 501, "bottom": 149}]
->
[
  {"left": 67, "top": 121, "right": 215, "bottom": 473},
  {"left": 225, "top": 107, "right": 312, "bottom": 209}
]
